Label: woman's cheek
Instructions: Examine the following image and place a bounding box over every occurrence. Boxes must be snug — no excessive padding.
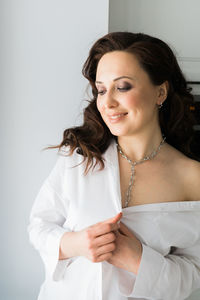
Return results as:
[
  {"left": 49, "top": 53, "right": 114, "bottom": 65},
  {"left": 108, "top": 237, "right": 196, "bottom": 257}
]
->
[{"left": 125, "top": 94, "right": 141, "bottom": 108}]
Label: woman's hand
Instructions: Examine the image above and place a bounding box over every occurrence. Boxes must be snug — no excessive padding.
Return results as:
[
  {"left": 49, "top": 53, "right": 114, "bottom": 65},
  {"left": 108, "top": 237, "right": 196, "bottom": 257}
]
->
[
  {"left": 106, "top": 222, "right": 143, "bottom": 275},
  {"left": 59, "top": 212, "right": 122, "bottom": 262}
]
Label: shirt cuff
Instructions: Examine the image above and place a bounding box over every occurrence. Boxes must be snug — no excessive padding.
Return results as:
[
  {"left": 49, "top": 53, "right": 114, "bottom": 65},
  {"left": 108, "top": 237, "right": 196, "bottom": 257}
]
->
[
  {"left": 129, "top": 243, "right": 165, "bottom": 298},
  {"left": 116, "top": 267, "right": 136, "bottom": 296},
  {"left": 42, "top": 227, "right": 73, "bottom": 281}
]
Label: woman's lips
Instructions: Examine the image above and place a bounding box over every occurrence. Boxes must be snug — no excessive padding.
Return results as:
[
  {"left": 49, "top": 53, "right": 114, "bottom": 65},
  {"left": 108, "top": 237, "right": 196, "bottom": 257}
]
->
[{"left": 107, "top": 112, "right": 128, "bottom": 123}]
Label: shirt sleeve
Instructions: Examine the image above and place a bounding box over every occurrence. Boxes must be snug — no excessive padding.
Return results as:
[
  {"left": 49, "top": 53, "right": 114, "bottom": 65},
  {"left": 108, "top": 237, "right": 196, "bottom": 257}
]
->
[
  {"left": 117, "top": 242, "right": 200, "bottom": 300},
  {"left": 27, "top": 155, "right": 73, "bottom": 281}
]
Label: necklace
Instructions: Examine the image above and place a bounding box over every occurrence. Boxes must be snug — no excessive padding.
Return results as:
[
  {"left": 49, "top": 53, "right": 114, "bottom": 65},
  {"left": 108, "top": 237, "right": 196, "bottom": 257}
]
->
[{"left": 116, "top": 135, "right": 166, "bottom": 208}]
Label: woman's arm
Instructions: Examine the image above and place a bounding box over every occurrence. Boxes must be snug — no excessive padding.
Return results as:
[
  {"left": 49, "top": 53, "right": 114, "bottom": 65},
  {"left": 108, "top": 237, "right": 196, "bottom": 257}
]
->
[
  {"left": 59, "top": 213, "right": 122, "bottom": 262},
  {"left": 130, "top": 242, "right": 200, "bottom": 300},
  {"left": 110, "top": 222, "right": 200, "bottom": 300},
  {"left": 28, "top": 155, "right": 74, "bottom": 281},
  {"left": 106, "top": 222, "right": 143, "bottom": 274},
  {"left": 28, "top": 155, "right": 123, "bottom": 281},
  {"left": 28, "top": 177, "right": 71, "bottom": 281}
]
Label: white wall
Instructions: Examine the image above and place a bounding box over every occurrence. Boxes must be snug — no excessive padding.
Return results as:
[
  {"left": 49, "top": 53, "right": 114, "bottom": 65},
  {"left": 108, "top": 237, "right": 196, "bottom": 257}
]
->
[
  {"left": 109, "top": 1, "right": 200, "bottom": 299},
  {"left": 0, "top": 1, "right": 108, "bottom": 299}
]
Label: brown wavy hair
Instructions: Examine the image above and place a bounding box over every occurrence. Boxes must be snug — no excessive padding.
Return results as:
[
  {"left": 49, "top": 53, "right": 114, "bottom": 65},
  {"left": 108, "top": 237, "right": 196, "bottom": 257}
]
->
[{"left": 43, "top": 31, "right": 198, "bottom": 174}]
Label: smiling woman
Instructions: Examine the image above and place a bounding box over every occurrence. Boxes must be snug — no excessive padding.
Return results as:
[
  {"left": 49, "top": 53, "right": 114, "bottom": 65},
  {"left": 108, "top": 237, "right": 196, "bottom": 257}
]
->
[
  {"left": 95, "top": 51, "right": 168, "bottom": 143},
  {"left": 45, "top": 32, "right": 198, "bottom": 174},
  {"left": 28, "top": 32, "right": 200, "bottom": 300}
]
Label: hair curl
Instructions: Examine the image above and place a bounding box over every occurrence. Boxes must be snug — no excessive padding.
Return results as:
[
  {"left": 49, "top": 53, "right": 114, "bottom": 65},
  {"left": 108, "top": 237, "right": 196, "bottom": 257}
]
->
[{"left": 44, "top": 32, "right": 198, "bottom": 174}]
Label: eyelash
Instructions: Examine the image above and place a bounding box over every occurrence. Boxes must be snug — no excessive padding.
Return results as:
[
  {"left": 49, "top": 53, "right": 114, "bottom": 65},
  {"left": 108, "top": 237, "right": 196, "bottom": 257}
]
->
[{"left": 97, "top": 86, "right": 131, "bottom": 95}]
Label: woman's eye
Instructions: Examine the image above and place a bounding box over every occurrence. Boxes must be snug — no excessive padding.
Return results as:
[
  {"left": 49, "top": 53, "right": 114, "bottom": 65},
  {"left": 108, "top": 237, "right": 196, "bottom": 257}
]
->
[
  {"left": 97, "top": 90, "right": 106, "bottom": 95},
  {"left": 117, "top": 85, "right": 132, "bottom": 92},
  {"left": 97, "top": 84, "right": 132, "bottom": 95}
]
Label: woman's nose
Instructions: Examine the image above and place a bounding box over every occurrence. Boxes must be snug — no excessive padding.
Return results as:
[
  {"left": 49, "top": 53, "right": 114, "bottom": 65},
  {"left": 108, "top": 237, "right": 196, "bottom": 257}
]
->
[{"left": 103, "top": 90, "right": 118, "bottom": 109}]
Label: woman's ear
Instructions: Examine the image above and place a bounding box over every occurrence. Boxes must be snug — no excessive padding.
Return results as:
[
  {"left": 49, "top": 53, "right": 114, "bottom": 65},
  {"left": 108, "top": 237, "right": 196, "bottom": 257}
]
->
[{"left": 157, "top": 81, "right": 169, "bottom": 104}]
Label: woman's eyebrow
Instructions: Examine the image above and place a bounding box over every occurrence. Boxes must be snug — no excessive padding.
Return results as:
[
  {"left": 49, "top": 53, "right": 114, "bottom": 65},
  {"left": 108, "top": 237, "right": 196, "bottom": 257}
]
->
[{"left": 95, "top": 76, "right": 136, "bottom": 84}]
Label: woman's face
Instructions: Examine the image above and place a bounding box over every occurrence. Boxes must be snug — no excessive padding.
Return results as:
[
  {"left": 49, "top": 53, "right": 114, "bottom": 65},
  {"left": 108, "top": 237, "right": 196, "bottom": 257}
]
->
[{"left": 95, "top": 51, "right": 164, "bottom": 137}]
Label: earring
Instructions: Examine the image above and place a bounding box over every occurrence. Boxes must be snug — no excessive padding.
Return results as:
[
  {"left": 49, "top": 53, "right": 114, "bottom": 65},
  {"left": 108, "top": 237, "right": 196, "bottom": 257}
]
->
[{"left": 158, "top": 102, "right": 163, "bottom": 109}]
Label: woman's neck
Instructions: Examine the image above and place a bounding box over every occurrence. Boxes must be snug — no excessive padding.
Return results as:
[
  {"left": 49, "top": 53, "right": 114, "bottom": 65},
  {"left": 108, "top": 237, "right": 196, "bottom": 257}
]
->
[{"left": 117, "top": 129, "right": 164, "bottom": 162}]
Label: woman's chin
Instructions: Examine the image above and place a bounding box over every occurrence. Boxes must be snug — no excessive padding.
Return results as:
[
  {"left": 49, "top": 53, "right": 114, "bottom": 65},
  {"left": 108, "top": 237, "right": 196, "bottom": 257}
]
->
[{"left": 108, "top": 128, "right": 130, "bottom": 137}]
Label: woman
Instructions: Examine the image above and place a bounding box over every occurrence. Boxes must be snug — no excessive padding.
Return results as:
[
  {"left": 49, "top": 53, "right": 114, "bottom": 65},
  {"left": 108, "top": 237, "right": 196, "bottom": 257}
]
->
[{"left": 28, "top": 32, "right": 200, "bottom": 300}]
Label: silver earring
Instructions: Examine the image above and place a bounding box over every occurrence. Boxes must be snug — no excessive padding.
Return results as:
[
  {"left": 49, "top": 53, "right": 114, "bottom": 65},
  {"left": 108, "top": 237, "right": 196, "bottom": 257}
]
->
[{"left": 158, "top": 102, "right": 163, "bottom": 109}]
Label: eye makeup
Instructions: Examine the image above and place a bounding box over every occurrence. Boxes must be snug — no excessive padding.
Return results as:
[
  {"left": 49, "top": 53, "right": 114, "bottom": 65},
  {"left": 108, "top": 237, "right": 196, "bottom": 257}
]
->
[
  {"left": 117, "top": 82, "right": 132, "bottom": 91},
  {"left": 96, "top": 81, "right": 132, "bottom": 95}
]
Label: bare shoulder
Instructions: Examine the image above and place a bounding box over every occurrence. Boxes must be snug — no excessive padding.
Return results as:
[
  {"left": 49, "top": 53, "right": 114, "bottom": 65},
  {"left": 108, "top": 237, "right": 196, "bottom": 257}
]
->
[
  {"left": 164, "top": 143, "right": 200, "bottom": 201},
  {"left": 182, "top": 159, "right": 200, "bottom": 201}
]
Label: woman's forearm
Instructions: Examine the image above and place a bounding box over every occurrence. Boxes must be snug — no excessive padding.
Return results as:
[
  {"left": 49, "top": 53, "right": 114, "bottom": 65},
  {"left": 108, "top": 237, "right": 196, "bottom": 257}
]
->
[
  {"left": 59, "top": 231, "right": 79, "bottom": 260},
  {"left": 59, "top": 213, "right": 122, "bottom": 261}
]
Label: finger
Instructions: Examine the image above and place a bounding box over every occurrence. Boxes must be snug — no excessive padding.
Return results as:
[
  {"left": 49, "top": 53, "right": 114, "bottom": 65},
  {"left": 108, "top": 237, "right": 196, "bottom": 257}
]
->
[
  {"left": 93, "top": 222, "right": 120, "bottom": 237},
  {"left": 95, "top": 252, "right": 113, "bottom": 263},
  {"left": 90, "top": 212, "right": 122, "bottom": 229},
  {"left": 87, "top": 213, "right": 122, "bottom": 238},
  {"left": 94, "top": 232, "right": 116, "bottom": 247},
  {"left": 104, "top": 212, "right": 123, "bottom": 224},
  {"left": 96, "top": 242, "right": 116, "bottom": 257},
  {"left": 118, "top": 222, "right": 134, "bottom": 238}
]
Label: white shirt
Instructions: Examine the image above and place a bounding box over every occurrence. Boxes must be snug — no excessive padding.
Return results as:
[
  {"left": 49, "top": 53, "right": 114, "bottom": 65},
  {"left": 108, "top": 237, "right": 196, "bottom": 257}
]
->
[{"left": 28, "top": 139, "right": 200, "bottom": 300}]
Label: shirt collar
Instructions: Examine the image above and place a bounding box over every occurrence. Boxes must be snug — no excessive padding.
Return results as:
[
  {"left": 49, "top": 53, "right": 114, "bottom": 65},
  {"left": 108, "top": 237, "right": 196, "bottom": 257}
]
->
[{"left": 102, "top": 138, "right": 118, "bottom": 167}]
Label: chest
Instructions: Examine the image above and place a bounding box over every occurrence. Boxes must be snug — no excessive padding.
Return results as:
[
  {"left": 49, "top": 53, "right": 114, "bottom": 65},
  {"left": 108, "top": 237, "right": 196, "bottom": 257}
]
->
[{"left": 118, "top": 154, "right": 186, "bottom": 208}]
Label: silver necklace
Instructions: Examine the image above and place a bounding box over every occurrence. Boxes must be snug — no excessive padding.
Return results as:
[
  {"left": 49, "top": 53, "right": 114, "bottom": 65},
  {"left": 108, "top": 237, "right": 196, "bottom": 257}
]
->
[{"left": 116, "top": 136, "right": 166, "bottom": 208}]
